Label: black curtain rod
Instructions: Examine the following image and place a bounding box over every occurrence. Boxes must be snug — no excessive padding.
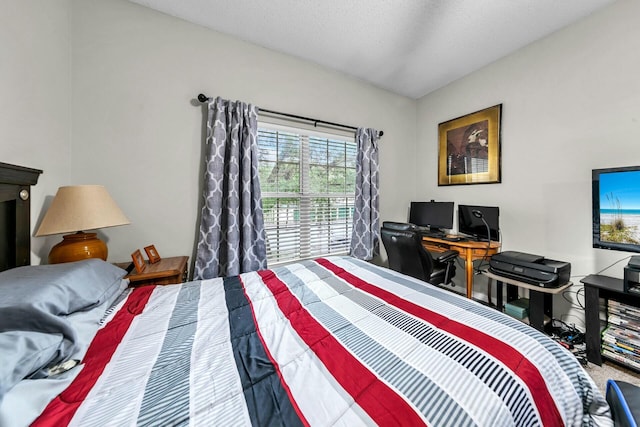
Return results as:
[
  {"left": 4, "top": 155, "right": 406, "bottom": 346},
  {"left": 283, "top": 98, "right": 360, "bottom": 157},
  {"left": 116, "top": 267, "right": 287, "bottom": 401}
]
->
[{"left": 197, "top": 94, "right": 383, "bottom": 137}]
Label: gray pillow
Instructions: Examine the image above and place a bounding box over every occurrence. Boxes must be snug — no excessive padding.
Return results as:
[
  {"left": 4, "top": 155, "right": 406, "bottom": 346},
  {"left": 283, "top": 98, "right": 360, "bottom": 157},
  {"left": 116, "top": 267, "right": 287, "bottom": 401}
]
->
[
  {"left": 0, "top": 259, "right": 127, "bottom": 320},
  {"left": 0, "top": 331, "right": 63, "bottom": 400},
  {"left": 0, "top": 259, "right": 127, "bottom": 401}
]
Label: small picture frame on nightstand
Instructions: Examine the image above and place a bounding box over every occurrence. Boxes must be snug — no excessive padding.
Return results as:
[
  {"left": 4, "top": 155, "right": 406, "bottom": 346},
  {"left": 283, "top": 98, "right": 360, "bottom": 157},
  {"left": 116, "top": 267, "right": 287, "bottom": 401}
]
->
[
  {"left": 144, "top": 245, "right": 161, "bottom": 264},
  {"left": 131, "top": 249, "right": 146, "bottom": 273}
]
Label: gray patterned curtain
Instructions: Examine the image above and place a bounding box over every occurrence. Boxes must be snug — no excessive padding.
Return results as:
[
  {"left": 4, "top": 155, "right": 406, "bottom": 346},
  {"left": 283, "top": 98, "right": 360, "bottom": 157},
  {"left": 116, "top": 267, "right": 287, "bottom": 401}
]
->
[
  {"left": 194, "top": 97, "right": 267, "bottom": 279},
  {"left": 350, "top": 128, "right": 380, "bottom": 260}
]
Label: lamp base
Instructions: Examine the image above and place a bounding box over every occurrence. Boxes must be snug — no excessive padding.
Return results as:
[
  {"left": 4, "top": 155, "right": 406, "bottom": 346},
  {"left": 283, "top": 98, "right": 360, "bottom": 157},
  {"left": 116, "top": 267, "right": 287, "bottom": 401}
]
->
[{"left": 48, "top": 231, "right": 108, "bottom": 264}]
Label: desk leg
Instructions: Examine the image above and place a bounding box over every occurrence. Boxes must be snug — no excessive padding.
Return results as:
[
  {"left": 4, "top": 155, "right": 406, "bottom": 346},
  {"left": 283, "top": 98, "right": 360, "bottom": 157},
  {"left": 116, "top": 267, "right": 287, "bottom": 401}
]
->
[
  {"left": 544, "top": 293, "right": 552, "bottom": 321},
  {"left": 529, "top": 290, "right": 546, "bottom": 333},
  {"left": 584, "top": 285, "right": 602, "bottom": 365},
  {"left": 465, "top": 248, "right": 474, "bottom": 299},
  {"left": 492, "top": 280, "right": 519, "bottom": 311},
  {"left": 496, "top": 280, "right": 503, "bottom": 311},
  {"left": 506, "top": 284, "right": 518, "bottom": 302}
]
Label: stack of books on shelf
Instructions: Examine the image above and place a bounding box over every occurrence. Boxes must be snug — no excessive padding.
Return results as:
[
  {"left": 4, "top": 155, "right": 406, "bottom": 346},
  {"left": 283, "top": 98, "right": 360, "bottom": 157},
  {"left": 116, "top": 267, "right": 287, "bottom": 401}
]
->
[{"left": 602, "top": 300, "right": 640, "bottom": 370}]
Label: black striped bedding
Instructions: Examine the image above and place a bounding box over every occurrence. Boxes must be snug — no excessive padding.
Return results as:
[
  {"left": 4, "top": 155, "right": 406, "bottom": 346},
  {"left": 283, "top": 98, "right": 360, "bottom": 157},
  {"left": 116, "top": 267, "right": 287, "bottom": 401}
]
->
[{"left": 31, "top": 256, "right": 610, "bottom": 426}]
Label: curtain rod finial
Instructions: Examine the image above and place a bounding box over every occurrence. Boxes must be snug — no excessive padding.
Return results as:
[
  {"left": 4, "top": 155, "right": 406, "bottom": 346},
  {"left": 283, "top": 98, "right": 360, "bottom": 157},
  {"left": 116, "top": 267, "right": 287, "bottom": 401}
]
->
[{"left": 197, "top": 94, "right": 208, "bottom": 103}]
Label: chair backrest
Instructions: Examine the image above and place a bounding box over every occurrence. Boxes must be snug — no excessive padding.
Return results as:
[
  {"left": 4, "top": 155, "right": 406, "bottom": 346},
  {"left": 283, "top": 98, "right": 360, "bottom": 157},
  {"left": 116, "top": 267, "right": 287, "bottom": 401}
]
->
[{"left": 381, "top": 222, "right": 435, "bottom": 281}]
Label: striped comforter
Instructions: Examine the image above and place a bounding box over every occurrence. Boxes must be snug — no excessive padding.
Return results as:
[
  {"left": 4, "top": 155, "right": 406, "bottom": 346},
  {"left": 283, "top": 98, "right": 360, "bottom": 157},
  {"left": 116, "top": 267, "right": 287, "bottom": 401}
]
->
[{"left": 32, "top": 256, "right": 610, "bottom": 426}]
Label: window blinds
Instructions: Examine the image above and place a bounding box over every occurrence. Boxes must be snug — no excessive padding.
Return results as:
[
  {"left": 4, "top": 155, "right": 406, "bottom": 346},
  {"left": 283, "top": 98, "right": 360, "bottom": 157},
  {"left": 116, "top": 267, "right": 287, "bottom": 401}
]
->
[{"left": 257, "top": 125, "right": 356, "bottom": 265}]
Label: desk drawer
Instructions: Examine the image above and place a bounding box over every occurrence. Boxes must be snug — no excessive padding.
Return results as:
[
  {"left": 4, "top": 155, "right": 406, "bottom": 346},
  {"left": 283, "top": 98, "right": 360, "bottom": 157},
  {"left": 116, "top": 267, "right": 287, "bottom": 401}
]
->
[
  {"left": 423, "top": 243, "right": 490, "bottom": 258},
  {"left": 471, "top": 247, "right": 492, "bottom": 257},
  {"left": 423, "top": 242, "right": 460, "bottom": 254},
  {"left": 422, "top": 242, "right": 449, "bottom": 252}
]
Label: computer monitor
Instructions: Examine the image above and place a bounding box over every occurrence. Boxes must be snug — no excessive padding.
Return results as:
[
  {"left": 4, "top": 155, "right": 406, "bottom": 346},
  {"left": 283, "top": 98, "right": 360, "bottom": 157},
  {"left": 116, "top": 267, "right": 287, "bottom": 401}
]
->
[
  {"left": 458, "top": 205, "right": 500, "bottom": 241},
  {"left": 409, "top": 201, "right": 454, "bottom": 233},
  {"left": 592, "top": 166, "right": 640, "bottom": 254}
]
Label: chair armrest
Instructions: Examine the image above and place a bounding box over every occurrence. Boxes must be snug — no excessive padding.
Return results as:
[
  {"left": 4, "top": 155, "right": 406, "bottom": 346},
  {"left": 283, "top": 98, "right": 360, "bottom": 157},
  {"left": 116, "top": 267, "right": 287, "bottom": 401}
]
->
[
  {"left": 606, "top": 380, "right": 640, "bottom": 425},
  {"left": 435, "top": 250, "right": 458, "bottom": 263}
]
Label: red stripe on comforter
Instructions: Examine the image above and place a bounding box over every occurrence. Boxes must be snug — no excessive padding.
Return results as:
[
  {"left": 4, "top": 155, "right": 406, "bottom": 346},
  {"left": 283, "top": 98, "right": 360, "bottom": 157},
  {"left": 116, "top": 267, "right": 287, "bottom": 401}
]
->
[
  {"left": 32, "top": 286, "right": 155, "bottom": 427},
  {"left": 316, "top": 257, "right": 564, "bottom": 427},
  {"left": 258, "top": 269, "right": 427, "bottom": 427}
]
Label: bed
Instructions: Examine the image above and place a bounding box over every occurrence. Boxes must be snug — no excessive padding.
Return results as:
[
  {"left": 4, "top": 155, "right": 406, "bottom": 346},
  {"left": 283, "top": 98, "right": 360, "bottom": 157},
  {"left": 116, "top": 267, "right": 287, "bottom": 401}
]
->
[{"left": 0, "top": 165, "right": 612, "bottom": 427}]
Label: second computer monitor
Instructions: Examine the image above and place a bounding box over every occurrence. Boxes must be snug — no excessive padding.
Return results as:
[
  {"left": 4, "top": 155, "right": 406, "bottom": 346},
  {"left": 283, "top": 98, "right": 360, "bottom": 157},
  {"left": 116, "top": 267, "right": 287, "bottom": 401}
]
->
[
  {"left": 457, "top": 205, "right": 500, "bottom": 241},
  {"left": 409, "top": 201, "right": 454, "bottom": 233}
]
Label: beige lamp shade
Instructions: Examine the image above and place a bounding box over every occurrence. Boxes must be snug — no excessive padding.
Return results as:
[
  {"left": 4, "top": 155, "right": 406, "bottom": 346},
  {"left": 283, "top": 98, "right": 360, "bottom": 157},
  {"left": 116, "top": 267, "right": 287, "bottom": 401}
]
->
[
  {"left": 36, "top": 185, "right": 130, "bottom": 263},
  {"left": 36, "top": 185, "right": 130, "bottom": 236}
]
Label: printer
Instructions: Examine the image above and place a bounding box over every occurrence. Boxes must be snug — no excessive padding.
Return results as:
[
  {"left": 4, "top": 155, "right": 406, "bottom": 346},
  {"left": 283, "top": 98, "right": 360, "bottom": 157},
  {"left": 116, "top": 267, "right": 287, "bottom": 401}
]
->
[{"left": 489, "top": 251, "right": 571, "bottom": 288}]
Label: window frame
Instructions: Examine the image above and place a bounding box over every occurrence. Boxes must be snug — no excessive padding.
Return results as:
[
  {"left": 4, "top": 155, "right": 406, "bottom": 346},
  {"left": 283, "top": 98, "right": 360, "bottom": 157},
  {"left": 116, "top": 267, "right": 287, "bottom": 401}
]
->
[{"left": 257, "top": 121, "right": 357, "bottom": 267}]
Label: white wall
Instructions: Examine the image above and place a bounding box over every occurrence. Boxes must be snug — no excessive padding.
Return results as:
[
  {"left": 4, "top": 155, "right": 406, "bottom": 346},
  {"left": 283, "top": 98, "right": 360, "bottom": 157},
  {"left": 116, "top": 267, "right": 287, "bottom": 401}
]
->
[
  {"left": 3, "top": 0, "right": 637, "bottom": 329},
  {"left": 69, "top": 0, "right": 416, "bottom": 268},
  {"left": 0, "top": 0, "right": 72, "bottom": 263},
  {"left": 416, "top": 0, "right": 640, "bottom": 325}
]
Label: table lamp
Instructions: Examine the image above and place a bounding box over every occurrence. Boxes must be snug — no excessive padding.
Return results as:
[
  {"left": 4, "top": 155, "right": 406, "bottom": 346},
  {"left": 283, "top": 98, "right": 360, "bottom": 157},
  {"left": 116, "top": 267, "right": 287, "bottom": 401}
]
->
[
  {"left": 35, "top": 185, "right": 130, "bottom": 264},
  {"left": 471, "top": 209, "right": 492, "bottom": 273}
]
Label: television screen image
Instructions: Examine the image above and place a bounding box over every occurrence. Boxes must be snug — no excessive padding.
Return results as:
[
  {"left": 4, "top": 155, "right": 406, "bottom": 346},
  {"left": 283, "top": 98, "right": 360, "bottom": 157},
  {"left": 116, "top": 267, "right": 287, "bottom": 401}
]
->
[
  {"left": 409, "top": 201, "right": 454, "bottom": 233},
  {"left": 458, "top": 205, "right": 500, "bottom": 242},
  {"left": 592, "top": 166, "right": 640, "bottom": 253}
]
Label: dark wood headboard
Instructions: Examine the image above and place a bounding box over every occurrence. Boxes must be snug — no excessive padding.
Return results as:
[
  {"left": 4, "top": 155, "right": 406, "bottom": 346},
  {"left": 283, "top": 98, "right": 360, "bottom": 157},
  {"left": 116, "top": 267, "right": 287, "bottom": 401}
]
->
[{"left": 0, "top": 162, "right": 43, "bottom": 271}]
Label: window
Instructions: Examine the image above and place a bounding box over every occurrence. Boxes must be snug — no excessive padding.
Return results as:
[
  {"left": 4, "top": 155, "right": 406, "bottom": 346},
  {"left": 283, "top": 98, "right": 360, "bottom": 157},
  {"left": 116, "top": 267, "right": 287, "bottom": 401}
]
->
[{"left": 257, "top": 123, "right": 356, "bottom": 265}]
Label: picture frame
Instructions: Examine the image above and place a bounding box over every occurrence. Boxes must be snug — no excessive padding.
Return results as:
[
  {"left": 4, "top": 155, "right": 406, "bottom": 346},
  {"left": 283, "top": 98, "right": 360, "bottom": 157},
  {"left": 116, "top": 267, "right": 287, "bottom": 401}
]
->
[
  {"left": 131, "top": 249, "right": 146, "bottom": 273},
  {"left": 438, "top": 104, "right": 502, "bottom": 186},
  {"left": 144, "top": 244, "right": 161, "bottom": 264}
]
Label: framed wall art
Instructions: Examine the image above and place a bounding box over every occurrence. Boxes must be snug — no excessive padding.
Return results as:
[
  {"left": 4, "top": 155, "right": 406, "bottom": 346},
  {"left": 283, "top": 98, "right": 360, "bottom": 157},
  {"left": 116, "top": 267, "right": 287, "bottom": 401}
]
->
[{"left": 438, "top": 104, "right": 502, "bottom": 186}]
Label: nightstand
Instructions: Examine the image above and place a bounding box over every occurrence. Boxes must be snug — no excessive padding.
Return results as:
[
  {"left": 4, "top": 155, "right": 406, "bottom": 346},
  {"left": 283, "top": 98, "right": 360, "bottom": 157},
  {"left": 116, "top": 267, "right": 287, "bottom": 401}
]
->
[{"left": 115, "top": 256, "right": 189, "bottom": 286}]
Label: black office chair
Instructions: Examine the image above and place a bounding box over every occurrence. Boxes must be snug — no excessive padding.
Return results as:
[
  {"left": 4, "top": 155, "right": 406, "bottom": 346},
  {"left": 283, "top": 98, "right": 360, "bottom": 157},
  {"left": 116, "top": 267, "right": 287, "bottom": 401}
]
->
[
  {"left": 381, "top": 221, "right": 458, "bottom": 286},
  {"left": 606, "top": 380, "right": 640, "bottom": 427}
]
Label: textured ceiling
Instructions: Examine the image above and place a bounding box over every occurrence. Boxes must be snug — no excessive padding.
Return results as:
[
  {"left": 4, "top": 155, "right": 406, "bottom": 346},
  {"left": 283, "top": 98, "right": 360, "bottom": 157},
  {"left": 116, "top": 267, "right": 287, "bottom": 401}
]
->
[{"left": 128, "top": 0, "right": 616, "bottom": 99}]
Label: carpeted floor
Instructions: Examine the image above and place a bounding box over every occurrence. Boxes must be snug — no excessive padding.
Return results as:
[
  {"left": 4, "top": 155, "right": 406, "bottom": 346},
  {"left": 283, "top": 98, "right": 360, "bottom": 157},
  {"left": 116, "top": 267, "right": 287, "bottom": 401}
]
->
[{"left": 584, "top": 360, "right": 640, "bottom": 394}]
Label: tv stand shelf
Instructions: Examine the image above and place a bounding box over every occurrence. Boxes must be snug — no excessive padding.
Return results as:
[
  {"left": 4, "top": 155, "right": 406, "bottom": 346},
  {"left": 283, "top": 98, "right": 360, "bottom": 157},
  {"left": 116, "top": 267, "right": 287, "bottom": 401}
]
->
[
  {"left": 482, "top": 269, "right": 572, "bottom": 333},
  {"left": 580, "top": 274, "right": 640, "bottom": 369}
]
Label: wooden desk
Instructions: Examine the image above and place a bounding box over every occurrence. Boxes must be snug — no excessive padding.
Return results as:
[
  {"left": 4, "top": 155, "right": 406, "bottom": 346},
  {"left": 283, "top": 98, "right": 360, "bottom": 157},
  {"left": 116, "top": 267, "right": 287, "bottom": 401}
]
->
[
  {"left": 422, "top": 236, "right": 500, "bottom": 298},
  {"left": 482, "top": 269, "right": 572, "bottom": 332}
]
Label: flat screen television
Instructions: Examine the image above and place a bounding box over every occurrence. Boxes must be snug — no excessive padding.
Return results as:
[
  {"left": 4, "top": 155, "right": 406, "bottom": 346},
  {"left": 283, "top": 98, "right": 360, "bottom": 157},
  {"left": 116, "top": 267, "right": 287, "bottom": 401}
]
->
[
  {"left": 409, "top": 201, "right": 454, "bottom": 233},
  {"left": 458, "top": 205, "right": 500, "bottom": 242},
  {"left": 592, "top": 166, "right": 640, "bottom": 253}
]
